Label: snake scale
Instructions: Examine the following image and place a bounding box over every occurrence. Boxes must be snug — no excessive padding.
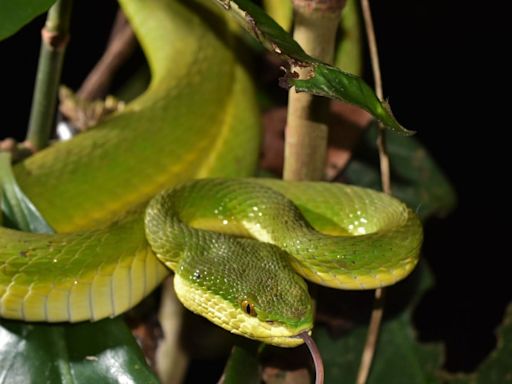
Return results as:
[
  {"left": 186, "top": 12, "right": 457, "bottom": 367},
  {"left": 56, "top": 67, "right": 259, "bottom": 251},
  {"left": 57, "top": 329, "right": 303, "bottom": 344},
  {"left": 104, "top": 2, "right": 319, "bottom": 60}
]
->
[{"left": 0, "top": 0, "right": 422, "bottom": 347}]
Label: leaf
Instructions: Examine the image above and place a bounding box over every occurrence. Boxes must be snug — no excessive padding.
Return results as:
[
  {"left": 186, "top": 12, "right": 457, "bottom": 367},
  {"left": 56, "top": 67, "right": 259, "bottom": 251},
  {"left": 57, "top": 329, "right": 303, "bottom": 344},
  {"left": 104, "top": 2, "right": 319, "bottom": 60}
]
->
[
  {"left": 220, "top": 344, "right": 261, "bottom": 384},
  {"left": 0, "top": 0, "right": 56, "bottom": 41},
  {"left": 472, "top": 302, "right": 512, "bottom": 384},
  {"left": 262, "top": 0, "right": 363, "bottom": 75},
  {"left": 440, "top": 302, "right": 512, "bottom": 384},
  {"left": 342, "top": 123, "right": 457, "bottom": 219},
  {"left": 0, "top": 152, "right": 53, "bottom": 233},
  {"left": 314, "top": 263, "right": 444, "bottom": 383},
  {"left": 213, "top": 0, "right": 412, "bottom": 135},
  {"left": 0, "top": 153, "right": 159, "bottom": 383},
  {"left": 0, "top": 319, "right": 160, "bottom": 384}
]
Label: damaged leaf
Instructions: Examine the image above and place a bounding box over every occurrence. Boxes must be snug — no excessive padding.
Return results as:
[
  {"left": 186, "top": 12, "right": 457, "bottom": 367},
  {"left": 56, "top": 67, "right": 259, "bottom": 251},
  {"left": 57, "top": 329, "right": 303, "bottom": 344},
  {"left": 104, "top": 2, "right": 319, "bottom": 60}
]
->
[{"left": 213, "top": 0, "right": 413, "bottom": 135}]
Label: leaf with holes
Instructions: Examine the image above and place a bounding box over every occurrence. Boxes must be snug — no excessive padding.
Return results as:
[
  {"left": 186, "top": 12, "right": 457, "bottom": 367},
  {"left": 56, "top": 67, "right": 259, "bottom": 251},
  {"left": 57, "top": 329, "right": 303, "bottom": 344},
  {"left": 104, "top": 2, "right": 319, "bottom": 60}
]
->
[{"left": 213, "top": 0, "right": 412, "bottom": 135}]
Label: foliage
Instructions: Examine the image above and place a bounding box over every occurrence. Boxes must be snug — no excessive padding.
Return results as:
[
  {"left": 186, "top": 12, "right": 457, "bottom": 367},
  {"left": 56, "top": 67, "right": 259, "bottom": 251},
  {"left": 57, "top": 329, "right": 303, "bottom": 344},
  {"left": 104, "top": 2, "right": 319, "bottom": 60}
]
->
[
  {"left": 344, "top": 123, "right": 457, "bottom": 220},
  {"left": 442, "top": 303, "right": 512, "bottom": 384},
  {"left": 0, "top": 0, "right": 56, "bottom": 40},
  {"left": 214, "top": 0, "right": 412, "bottom": 135}
]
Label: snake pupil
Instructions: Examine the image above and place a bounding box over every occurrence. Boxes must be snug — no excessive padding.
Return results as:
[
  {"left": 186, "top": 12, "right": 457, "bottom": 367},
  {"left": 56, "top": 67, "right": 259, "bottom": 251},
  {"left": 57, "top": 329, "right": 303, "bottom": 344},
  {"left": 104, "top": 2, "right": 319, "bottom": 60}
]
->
[{"left": 241, "top": 300, "right": 257, "bottom": 317}]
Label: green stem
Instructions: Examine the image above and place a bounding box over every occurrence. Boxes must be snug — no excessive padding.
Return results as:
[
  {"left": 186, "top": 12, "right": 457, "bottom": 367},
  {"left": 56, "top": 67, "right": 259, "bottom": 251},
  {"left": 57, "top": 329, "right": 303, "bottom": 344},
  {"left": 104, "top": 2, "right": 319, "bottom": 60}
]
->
[
  {"left": 26, "top": 0, "right": 73, "bottom": 150},
  {"left": 283, "top": 0, "right": 345, "bottom": 181}
]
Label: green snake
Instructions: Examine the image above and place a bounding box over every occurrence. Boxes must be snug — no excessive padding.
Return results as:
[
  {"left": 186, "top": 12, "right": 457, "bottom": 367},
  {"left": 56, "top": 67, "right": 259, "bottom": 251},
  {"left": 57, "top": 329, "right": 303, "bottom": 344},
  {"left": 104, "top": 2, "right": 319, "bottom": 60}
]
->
[{"left": 0, "top": 0, "right": 422, "bottom": 348}]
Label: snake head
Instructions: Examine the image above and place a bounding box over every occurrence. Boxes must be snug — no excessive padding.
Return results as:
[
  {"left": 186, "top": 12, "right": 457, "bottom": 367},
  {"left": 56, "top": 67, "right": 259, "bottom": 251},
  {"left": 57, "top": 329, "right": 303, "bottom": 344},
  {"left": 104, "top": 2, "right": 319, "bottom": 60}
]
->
[{"left": 173, "top": 236, "right": 314, "bottom": 347}]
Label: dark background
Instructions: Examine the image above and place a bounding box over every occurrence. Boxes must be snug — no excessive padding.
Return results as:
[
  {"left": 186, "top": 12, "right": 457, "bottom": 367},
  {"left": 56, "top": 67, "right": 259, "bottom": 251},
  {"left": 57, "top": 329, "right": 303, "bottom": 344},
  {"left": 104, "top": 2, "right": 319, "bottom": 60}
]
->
[{"left": 0, "top": 0, "right": 504, "bottom": 374}]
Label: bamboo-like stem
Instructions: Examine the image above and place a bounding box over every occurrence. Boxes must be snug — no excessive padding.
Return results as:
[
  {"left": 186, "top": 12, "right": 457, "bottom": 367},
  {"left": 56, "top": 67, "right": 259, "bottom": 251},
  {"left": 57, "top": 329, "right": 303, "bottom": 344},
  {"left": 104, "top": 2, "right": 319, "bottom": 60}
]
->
[
  {"left": 26, "top": 0, "right": 73, "bottom": 150},
  {"left": 357, "top": 0, "right": 391, "bottom": 383},
  {"left": 283, "top": 0, "right": 345, "bottom": 181}
]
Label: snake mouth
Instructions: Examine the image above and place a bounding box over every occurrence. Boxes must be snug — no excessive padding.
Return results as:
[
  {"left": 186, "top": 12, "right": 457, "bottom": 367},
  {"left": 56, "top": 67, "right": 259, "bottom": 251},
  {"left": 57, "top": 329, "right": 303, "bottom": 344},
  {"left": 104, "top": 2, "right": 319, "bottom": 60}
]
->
[
  {"left": 258, "top": 328, "right": 313, "bottom": 348},
  {"left": 240, "top": 316, "right": 313, "bottom": 348}
]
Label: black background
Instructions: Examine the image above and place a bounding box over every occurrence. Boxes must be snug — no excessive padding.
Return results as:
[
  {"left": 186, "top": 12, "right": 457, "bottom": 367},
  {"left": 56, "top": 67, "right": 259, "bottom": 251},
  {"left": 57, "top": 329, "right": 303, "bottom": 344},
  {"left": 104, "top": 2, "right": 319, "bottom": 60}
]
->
[{"left": 0, "top": 0, "right": 505, "bottom": 374}]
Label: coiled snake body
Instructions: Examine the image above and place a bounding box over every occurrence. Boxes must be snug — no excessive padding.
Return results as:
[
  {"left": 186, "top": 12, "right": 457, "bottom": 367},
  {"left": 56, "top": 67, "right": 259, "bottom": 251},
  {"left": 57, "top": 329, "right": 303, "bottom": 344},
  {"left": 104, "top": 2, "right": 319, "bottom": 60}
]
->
[{"left": 0, "top": 0, "right": 422, "bottom": 347}]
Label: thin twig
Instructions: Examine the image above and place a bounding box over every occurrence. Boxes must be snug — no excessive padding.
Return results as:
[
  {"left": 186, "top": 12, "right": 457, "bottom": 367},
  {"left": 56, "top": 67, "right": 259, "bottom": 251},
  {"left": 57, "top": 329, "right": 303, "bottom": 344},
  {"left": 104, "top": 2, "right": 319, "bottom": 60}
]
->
[
  {"left": 357, "top": 288, "right": 385, "bottom": 384},
  {"left": 77, "top": 9, "right": 137, "bottom": 101},
  {"left": 360, "top": 0, "right": 391, "bottom": 194},
  {"left": 283, "top": 0, "right": 346, "bottom": 181},
  {"left": 26, "top": 0, "right": 73, "bottom": 150},
  {"left": 357, "top": 0, "right": 391, "bottom": 383}
]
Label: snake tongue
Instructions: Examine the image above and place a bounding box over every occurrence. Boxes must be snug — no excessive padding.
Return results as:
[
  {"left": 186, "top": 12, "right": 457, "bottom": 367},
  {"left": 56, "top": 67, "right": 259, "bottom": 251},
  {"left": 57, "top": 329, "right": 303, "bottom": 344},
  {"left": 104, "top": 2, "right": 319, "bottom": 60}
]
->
[{"left": 295, "top": 331, "right": 324, "bottom": 384}]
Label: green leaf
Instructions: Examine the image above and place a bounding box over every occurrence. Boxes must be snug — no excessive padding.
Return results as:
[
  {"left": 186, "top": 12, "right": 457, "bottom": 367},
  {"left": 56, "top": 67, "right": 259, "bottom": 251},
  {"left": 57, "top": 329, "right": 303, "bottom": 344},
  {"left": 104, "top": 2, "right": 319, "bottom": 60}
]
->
[
  {"left": 441, "top": 303, "right": 512, "bottom": 384},
  {"left": 0, "top": 152, "right": 53, "bottom": 233},
  {"left": 0, "top": 0, "right": 56, "bottom": 41},
  {"left": 213, "top": 0, "right": 412, "bottom": 135},
  {"left": 472, "top": 302, "right": 512, "bottom": 383},
  {"left": 315, "top": 263, "right": 444, "bottom": 383},
  {"left": 343, "top": 123, "right": 457, "bottom": 219},
  {"left": 0, "top": 319, "right": 160, "bottom": 384},
  {"left": 262, "top": 0, "right": 363, "bottom": 76},
  {"left": 0, "top": 153, "right": 159, "bottom": 383},
  {"left": 293, "top": 66, "right": 410, "bottom": 135},
  {"left": 220, "top": 343, "right": 261, "bottom": 384}
]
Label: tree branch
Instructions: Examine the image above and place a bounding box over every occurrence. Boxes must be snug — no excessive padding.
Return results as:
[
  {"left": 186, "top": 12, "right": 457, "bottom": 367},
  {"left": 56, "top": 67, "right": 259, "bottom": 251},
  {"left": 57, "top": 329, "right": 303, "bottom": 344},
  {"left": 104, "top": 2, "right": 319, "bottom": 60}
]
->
[{"left": 77, "top": 9, "right": 137, "bottom": 101}]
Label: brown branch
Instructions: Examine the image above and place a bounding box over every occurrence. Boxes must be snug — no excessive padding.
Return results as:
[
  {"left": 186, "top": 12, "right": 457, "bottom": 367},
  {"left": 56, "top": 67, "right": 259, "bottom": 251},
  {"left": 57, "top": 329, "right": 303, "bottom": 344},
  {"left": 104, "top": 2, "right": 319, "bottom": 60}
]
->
[
  {"left": 360, "top": 0, "right": 390, "bottom": 194},
  {"left": 357, "top": 288, "right": 385, "bottom": 384},
  {"left": 76, "top": 9, "right": 137, "bottom": 101}
]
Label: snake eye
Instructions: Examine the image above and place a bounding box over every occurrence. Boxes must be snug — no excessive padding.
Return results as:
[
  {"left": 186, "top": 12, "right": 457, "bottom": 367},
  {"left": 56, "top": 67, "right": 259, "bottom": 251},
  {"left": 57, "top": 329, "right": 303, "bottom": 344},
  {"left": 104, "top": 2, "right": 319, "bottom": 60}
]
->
[{"left": 241, "top": 300, "right": 257, "bottom": 317}]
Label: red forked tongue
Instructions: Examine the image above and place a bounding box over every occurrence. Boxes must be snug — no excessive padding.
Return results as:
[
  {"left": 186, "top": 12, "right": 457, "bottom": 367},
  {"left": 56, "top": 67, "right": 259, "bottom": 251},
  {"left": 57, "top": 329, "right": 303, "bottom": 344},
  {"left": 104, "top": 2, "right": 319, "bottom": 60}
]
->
[{"left": 298, "top": 331, "right": 324, "bottom": 384}]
